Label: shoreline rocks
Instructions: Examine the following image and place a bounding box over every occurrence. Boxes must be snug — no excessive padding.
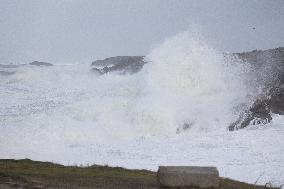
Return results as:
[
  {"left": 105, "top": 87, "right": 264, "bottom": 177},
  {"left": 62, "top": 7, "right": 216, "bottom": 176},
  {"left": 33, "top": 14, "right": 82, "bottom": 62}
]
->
[
  {"left": 89, "top": 48, "right": 284, "bottom": 131},
  {"left": 91, "top": 56, "right": 145, "bottom": 74},
  {"left": 229, "top": 47, "right": 284, "bottom": 130}
]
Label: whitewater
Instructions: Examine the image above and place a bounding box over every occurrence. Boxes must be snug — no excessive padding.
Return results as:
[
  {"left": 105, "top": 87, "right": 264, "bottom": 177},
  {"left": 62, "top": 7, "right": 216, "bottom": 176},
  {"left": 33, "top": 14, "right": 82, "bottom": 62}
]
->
[{"left": 0, "top": 32, "right": 283, "bottom": 185}]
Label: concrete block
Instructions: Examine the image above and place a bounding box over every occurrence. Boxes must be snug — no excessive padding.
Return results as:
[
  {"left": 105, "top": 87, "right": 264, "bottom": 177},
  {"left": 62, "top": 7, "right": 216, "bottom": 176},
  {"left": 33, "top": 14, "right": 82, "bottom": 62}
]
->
[{"left": 158, "top": 166, "right": 219, "bottom": 188}]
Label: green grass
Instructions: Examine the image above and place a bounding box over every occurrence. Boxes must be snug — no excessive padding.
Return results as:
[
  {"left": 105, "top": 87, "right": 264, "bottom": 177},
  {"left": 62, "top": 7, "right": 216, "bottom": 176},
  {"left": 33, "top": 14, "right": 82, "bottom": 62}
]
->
[
  {"left": 0, "top": 159, "right": 157, "bottom": 189},
  {"left": 0, "top": 159, "right": 279, "bottom": 189}
]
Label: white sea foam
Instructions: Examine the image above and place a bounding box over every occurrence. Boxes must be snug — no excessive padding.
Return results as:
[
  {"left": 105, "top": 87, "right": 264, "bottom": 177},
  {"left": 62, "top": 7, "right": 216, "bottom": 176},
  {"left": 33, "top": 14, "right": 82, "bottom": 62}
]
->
[
  {"left": 141, "top": 31, "right": 254, "bottom": 133},
  {"left": 0, "top": 32, "right": 283, "bottom": 185}
]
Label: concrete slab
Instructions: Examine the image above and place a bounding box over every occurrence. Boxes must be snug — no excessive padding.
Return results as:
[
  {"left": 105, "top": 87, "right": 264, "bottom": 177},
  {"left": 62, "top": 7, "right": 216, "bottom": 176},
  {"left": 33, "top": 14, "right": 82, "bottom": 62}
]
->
[{"left": 158, "top": 166, "right": 219, "bottom": 188}]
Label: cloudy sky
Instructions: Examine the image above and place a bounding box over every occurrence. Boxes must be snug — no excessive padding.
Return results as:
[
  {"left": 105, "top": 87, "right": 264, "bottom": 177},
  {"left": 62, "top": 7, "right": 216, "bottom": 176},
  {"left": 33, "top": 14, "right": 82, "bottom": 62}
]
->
[{"left": 0, "top": 0, "right": 283, "bottom": 63}]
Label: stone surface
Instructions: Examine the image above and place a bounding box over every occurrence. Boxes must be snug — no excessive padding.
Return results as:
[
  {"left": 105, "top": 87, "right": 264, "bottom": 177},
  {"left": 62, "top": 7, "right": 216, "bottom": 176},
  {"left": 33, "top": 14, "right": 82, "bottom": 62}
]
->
[
  {"left": 91, "top": 67, "right": 104, "bottom": 75},
  {"left": 158, "top": 166, "right": 219, "bottom": 188},
  {"left": 228, "top": 99, "right": 273, "bottom": 131},
  {"left": 91, "top": 56, "right": 146, "bottom": 74},
  {"left": 229, "top": 47, "right": 284, "bottom": 130}
]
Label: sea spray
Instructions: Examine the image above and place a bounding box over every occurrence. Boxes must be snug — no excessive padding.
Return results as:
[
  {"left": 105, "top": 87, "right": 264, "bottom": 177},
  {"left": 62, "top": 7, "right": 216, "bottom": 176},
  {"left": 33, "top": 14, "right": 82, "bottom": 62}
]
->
[
  {"left": 0, "top": 32, "right": 255, "bottom": 139},
  {"left": 140, "top": 31, "right": 253, "bottom": 133}
]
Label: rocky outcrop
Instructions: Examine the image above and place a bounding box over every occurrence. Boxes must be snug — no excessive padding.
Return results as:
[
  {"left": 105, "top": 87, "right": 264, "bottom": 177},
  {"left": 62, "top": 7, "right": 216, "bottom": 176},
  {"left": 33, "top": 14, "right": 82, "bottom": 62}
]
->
[
  {"left": 91, "top": 56, "right": 146, "bottom": 74},
  {"left": 229, "top": 99, "right": 272, "bottom": 130},
  {"left": 229, "top": 47, "right": 284, "bottom": 130},
  {"left": 91, "top": 67, "right": 104, "bottom": 75},
  {"left": 94, "top": 49, "right": 284, "bottom": 130},
  {"left": 29, "top": 61, "right": 53, "bottom": 66}
]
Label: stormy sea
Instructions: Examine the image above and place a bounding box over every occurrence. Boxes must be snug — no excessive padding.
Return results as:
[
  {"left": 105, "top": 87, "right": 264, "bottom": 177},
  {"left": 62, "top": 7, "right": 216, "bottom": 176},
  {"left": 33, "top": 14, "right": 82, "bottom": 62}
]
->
[{"left": 0, "top": 32, "right": 283, "bottom": 185}]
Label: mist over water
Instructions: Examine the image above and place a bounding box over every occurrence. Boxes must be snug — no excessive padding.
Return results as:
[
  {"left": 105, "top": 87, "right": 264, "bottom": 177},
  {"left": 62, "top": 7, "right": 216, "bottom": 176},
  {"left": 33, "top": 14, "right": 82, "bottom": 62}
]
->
[{"left": 0, "top": 32, "right": 283, "bottom": 185}]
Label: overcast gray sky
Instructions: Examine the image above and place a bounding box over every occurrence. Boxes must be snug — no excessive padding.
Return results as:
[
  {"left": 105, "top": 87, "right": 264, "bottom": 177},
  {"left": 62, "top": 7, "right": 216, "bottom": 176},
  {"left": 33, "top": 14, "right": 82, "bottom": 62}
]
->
[{"left": 0, "top": 0, "right": 283, "bottom": 64}]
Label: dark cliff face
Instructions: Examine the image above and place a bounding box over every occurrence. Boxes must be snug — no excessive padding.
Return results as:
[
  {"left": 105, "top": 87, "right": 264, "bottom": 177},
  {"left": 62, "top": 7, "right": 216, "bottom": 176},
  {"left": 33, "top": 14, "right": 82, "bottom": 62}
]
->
[
  {"left": 235, "top": 47, "right": 284, "bottom": 86},
  {"left": 229, "top": 47, "right": 284, "bottom": 130},
  {"left": 91, "top": 56, "right": 146, "bottom": 74}
]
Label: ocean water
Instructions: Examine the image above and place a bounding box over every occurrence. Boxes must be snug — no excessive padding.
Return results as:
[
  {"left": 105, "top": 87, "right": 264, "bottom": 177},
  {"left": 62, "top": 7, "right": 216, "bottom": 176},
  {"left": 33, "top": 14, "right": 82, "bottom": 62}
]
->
[{"left": 0, "top": 32, "right": 283, "bottom": 186}]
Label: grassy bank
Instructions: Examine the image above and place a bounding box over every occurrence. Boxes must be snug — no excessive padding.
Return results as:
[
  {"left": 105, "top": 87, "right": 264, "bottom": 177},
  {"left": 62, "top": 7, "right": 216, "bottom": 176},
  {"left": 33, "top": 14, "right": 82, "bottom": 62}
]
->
[{"left": 0, "top": 159, "right": 278, "bottom": 189}]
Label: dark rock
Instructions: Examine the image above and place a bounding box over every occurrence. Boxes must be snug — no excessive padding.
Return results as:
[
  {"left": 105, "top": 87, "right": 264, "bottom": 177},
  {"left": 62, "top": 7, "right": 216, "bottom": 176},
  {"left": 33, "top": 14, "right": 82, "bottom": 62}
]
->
[
  {"left": 91, "top": 56, "right": 146, "bottom": 74},
  {"left": 91, "top": 67, "right": 104, "bottom": 75},
  {"left": 229, "top": 47, "right": 284, "bottom": 130},
  {"left": 29, "top": 61, "right": 53, "bottom": 66},
  {"left": 268, "top": 84, "right": 284, "bottom": 114},
  {"left": 229, "top": 99, "right": 272, "bottom": 131},
  {"left": 234, "top": 47, "right": 284, "bottom": 87}
]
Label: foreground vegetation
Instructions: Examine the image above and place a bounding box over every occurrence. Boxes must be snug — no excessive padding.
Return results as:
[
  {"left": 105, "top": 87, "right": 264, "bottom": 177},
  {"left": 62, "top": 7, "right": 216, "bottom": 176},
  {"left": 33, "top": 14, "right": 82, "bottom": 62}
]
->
[{"left": 0, "top": 159, "right": 279, "bottom": 189}]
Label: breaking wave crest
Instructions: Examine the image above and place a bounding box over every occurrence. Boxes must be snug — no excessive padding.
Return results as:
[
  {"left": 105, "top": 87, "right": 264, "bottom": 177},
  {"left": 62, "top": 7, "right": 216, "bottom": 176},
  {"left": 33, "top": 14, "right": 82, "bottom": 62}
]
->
[{"left": 141, "top": 32, "right": 253, "bottom": 133}]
